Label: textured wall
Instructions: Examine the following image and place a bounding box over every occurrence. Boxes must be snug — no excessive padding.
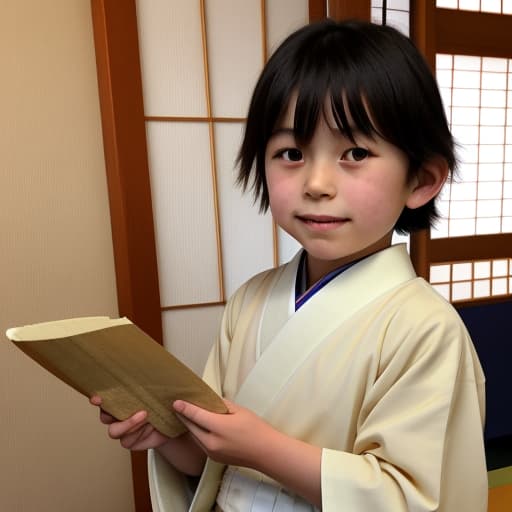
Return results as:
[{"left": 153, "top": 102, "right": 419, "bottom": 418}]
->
[{"left": 0, "top": 1, "right": 135, "bottom": 510}]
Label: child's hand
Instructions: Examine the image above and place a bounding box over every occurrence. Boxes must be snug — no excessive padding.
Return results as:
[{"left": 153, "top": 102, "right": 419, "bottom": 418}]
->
[
  {"left": 90, "top": 395, "right": 170, "bottom": 451},
  {"left": 172, "top": 399, "right": 274, "bottom": 468},
  {"left": 173, "top": 399, "right": 322, "bottom": 504}
]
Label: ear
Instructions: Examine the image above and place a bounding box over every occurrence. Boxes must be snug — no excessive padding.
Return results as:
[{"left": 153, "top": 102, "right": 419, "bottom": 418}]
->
[{"left": 406, "top": 156, "right": 449, "bottom": 210}]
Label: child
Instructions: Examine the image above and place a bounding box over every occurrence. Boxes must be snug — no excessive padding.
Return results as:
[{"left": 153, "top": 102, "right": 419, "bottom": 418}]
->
[{"left": 93, "top": 19, "right": 487, "bottom": 511}]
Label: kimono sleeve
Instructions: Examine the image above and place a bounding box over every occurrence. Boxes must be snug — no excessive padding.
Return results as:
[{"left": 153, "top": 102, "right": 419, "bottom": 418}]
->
[{"left": 321, "top": 297, "right": 487, "bottom": 512}]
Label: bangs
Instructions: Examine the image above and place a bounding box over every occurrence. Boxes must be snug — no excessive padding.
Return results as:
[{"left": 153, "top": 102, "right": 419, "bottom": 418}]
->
[{"left": 281, "top": 32, "right": 383, "bottom": 145}]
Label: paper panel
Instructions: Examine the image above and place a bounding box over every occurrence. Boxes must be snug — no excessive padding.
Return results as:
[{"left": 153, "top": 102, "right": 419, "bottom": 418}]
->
[
  {"left": 430, "top": 264, "right": 451, "bottom": 283},
  {"left": 136, "top": 0, "right": 207, "bottom": 116},
  {"left": 162, "top": 305, "right": 225, "bottom": 376},
  {"left": 386, "top": 9, "right": 410, "bottom": 35},
  {"left": 205, "top": 0, "right": 263, "bottom": 117},
  {"left": 436, "top": 0, "right": 458, "bottom": 8},
  {"left": 266, "top": 0, "right": 308, "bottom": 55},
  {"left": 481, "top": 0, "right": 503, "bottom": 13},
  {"left": 214, "top": 122, "right": 274, "bottom": 298},
  {"left": 459, "top": 0, "right": 481, "bottom": 11},
  {"left": 146, "top": 122, "right": 220, "bottom": 306}
]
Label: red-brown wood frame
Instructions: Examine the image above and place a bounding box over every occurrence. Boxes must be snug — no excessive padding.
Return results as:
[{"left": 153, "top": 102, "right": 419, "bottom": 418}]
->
[
  {"left": 328, "top": 0, "right": 371, "bottom": 21},
  {"left": 91, "top": 1, "right": 161, "bottom": 510}
]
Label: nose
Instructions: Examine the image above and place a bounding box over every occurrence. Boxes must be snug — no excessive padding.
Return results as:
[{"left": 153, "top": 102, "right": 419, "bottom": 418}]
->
[{"left": 304, "top": 160, "right": 337, "bottom": 199}]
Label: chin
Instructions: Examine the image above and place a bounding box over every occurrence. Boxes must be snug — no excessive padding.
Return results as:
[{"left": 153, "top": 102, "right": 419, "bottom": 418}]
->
[{"left": 304, "top": 247, "right": 354, "bottom": 263}]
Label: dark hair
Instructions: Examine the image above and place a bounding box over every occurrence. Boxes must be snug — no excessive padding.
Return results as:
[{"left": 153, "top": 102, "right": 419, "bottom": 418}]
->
[{"left": 236, "top": 19, "right": 456, "bottom": 233}]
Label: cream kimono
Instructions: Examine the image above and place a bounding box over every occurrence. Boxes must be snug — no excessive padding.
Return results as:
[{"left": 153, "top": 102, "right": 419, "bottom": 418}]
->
[{"left": 188, "top": 244, "right": 487, "bottom": 511}]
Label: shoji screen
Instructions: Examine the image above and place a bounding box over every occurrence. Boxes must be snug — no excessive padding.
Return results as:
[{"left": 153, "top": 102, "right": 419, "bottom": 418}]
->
[
  {"left": 432, "top": 52, "right": 512, "bottom": 302},
  {"left": 416, "top": 3, "right": 512, "bottom": 305},
  {"left": 135, "top": 1, "right": 307, "bottom": 373}
]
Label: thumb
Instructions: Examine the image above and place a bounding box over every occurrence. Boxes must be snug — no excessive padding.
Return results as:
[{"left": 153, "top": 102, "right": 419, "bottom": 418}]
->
[{"left": 222, "top": 399, "right": 238, "bottom": 414}]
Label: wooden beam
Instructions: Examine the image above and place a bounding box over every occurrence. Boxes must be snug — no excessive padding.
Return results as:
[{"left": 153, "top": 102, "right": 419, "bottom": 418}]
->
[
  {"left": 436, "top": 8, "right": 512, "bottom": 58},
  {"left": 430, "top": 234, "right": 512, "bottom": 263},
  {"left": 309, "top": 0, "right": 327, "bottom": 22},
  {"left": 408, "top": 0, "right": 437, "bottom": 279},
  {"left": 328, "top": 0, "right": 371, "bottom": 21},
  {"left": 90, "top": 1, "right": 162, "bottom": 510},
  {"left": 410, "top": 0, "right": 437, "bottom": 70}
]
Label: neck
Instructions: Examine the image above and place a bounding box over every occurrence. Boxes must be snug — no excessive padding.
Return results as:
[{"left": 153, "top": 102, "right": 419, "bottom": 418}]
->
[{"left": 306, "top": 234, "right": 393, "bottom": 287}]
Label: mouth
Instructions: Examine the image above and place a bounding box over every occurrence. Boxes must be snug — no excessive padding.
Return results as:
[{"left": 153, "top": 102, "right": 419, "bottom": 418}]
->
[{"left": 296, "top": 214, "right": 349, "bottom": 230}]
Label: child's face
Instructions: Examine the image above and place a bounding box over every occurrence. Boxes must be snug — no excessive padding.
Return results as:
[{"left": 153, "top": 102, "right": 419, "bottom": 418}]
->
[{"left": 264, "top": 100, "right": 418, "bottom": 279}]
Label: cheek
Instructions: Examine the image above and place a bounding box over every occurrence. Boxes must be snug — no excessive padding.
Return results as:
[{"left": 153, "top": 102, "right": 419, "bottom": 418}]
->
[
  {"left": 348, "top": 176, "right": 408, "bottom": 220},
  {"left": 266, "top": 170, "right": 294, "bottom": 210}
]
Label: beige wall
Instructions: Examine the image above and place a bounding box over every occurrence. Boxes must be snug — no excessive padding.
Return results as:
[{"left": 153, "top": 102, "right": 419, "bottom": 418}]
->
[{"left": 1, "top": 1, "right": 135, "bottom": 510}]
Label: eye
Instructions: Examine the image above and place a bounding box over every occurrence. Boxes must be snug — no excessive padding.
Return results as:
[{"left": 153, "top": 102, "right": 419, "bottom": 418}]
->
[
  {"left": 342, "top": 147, "right": 370, "bottom": 162},
  {"left": 276, "top": 148, "right": 303, "bottom": 162}
]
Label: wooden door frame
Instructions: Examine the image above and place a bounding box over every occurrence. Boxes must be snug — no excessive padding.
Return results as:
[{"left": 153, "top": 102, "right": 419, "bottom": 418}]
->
[{"left": 90, "top": 1, "right": 161, "bottom": 510}]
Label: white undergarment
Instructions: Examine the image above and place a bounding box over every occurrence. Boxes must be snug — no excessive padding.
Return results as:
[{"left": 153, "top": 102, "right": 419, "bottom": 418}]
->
[{"left": 215, "top": 466, "right": 318, "bottom": 512}]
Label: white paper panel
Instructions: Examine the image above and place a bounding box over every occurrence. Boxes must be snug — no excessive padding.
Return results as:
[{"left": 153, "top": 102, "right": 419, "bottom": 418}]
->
[
  {"left": 433, "top": 283, "right": 451, "bottom": 300},
  {"left": 474, "top": 279, "right": 491, "bottom": 298},
  {"left": 459, "top": 0, "right": 481, "bottom": 10},
  {"left": 454, "top": 55, "right": 480, "bottom": 70},
  {"left": 492, "top": 277, "right": 508, "bottom": 295},
  {"left": 431, "top": 265, "right": 451, "bottom": 283},
  {"left": 483, "top": 57, "right": 508, "bottom": 72},
  {"left": 266, "top": 0, "right": 308, "bottom": 55},
  {"left": 371, "top": 8, "right": 383, "bottom": 24},
  {"left": 452, "top": 281, "right": 472, "bottom": 300},
  {"left": 146, "top": 122, "right": 220, "bottom": 306},
  {"left": 373, "top": 0, "right": 410, "bottom": 8},
  {"left": 437, "top": 54, "right": 453, "bottom": 69},
  {"left": 453, "top": 262, "right": 472, "bottom": 280},
  {"left": 388, "top": 0, "right": 410, "bottom": 8},
  {"left": 205, "top": 0, "right": 263, "bottom": 117},
  {"left": 162, "top": 305, "right": 225, "bottom": 375},
  {"left": 215, "top": 122, "right": 274, "bottom": 298},
  {"left": 436, "top": 0, "right": 458, "bottom": 8},
  {"left": 493, "top": 259, "right": 508, "bottom": 276},
  {"left": 475, "top": 261, "right": 491, "bottom": 278},
  {"left": 386, "top": 9, "right": 410, "bottom": 35},
  {"left": 136, "top": 0, "right": 206, "bottom": 116},
  {"left": 481, "top": 0, "right": 503, "bottom": 13}
]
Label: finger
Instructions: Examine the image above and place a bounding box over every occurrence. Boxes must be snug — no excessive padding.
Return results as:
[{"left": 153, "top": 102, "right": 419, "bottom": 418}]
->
[
  {"left": 221, "top": 399, "right": 237, "bottom": 414},
  {"left": 108, "top": 410, "right": 148, "bottom": 439},
  {"left": 90, "top": 395, "right": 102, "bottom": 406},
  {"left": 173, "top": 401, "right": 217, "bottom": 431},
  {"left": 99, "top": 409, "right": 117, "bottom": 424},
  {"left": 118, "top": 422, "right": 155, "bottom": 450},
  {"left": 175, "top": 413, "right": 211, "bottom": 451}
]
